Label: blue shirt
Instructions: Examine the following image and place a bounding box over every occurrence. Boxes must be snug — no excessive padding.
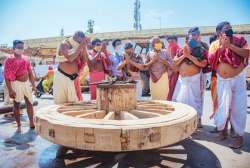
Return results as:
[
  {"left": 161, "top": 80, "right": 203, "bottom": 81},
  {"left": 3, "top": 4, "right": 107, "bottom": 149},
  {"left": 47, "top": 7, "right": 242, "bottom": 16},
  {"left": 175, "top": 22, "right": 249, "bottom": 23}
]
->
[{"left": 109, "top": 53, "right": 123, "bottom": 77}]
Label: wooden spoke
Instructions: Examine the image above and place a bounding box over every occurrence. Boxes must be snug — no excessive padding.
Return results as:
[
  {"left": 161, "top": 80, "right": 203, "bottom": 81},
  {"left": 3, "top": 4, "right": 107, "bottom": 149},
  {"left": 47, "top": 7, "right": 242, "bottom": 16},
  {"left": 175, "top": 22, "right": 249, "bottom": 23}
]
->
[
  {"left": 62, "top": 110, "right": 98, "bottom": 116},
  {"left": 130, "top": 110, "right": 162, "bottom": 118},
  {"left": 58, "top": 106, "right": 97, "bottom": 112},
  {"left": 120, "top": 111, "right": 139, "bottom": 120},
  {"left": 137, "top": 105, "right": 173, "bottom": 110},
  {"left": 103, "top": 112, "right": 115, "bottom": 120},
  {"left": 137, "top": 103, "right": 175, "bottom": 111},
  {"left": 75, "top": 111, "right": 106, "bottom": 119},
  {"left": 137, "top": 102, "right": 174, "bottom": 111},
  {"left": 135, "top": 107, "right": 172, "bottom": 115}
]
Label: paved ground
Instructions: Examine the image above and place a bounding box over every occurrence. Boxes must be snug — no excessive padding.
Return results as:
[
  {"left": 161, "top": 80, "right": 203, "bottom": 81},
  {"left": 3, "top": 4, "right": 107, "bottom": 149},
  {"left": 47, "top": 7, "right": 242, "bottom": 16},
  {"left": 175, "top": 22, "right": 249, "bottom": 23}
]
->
[{"left": 0, "top": 91, "right": 249, "bottom": 168}]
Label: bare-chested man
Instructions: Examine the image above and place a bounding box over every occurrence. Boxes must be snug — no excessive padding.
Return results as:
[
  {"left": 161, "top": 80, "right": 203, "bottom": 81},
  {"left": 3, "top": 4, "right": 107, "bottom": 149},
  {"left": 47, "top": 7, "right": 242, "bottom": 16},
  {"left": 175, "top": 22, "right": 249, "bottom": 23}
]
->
[
  {"left": 209, "top": 22, "right": 249, "bottom": 148},
  {"left": 173, "top": 27, "right": 208, "bottom": 128},
  {"left": 54, "top": 31, "right": 88, "bottom": 104}
]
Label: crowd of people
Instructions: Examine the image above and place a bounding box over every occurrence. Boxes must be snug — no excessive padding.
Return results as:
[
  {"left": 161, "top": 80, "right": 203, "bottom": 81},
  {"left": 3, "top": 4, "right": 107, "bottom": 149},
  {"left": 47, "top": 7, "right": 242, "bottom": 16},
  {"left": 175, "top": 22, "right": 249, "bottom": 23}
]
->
[{"left": 2, "top": 21, "right": 250, "bottom": 149}]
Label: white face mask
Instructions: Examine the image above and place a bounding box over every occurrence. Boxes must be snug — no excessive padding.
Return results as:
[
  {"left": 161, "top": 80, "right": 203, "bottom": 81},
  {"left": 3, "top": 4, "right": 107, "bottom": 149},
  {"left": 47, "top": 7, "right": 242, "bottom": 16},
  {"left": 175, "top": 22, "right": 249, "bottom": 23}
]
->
[
  {"left": 14, "top": 49, "right": 24, "bottom": 55},
  {"left": 115, "top": 45, "right": 123, "bottom": 55}
]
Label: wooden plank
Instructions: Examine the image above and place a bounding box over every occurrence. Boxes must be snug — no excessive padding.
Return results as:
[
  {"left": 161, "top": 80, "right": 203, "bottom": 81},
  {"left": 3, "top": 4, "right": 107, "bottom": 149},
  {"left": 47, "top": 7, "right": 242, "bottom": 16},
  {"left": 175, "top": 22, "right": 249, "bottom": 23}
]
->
[
  {"left": 130, "top": 110, "right": 162, "bottom": 118},
  {"left": 97, "top": 83, "right": 136, "bottom": 112},
  {"left": 135, "top": 107, "right": 172, "bottom": 115},
  {"left": 120, "top": 111, "right": 139, "bottom": 120},
  {"left": 103, "top": 112, "right": 115, "bottom": 120},
  {"left": 62, "top": 110, "right": 97, "bottom": 117},
  {"left": 75, "top": 111, "right": 106, "bottom": 119}
]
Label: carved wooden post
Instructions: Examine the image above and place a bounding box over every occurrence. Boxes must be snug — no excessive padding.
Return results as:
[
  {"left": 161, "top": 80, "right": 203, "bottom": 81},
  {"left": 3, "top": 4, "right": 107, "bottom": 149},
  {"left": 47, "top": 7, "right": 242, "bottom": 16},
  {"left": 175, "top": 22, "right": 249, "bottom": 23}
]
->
[{"left": 96, "top": 83, "right": 137, "bottom": 113}]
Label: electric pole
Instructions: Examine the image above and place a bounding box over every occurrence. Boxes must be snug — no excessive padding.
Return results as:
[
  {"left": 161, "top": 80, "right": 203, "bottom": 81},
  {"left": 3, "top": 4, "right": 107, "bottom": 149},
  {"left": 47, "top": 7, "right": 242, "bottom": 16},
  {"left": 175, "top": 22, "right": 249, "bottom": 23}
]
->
[
  {"left": 60, "top": 28, "right": 64, "bottom": 37},
  {"left": 87, "top": 19, "right": 95, "bottom": 34},
  {"left": 134, "top": 0, "right": 142, "bottom": 31}
]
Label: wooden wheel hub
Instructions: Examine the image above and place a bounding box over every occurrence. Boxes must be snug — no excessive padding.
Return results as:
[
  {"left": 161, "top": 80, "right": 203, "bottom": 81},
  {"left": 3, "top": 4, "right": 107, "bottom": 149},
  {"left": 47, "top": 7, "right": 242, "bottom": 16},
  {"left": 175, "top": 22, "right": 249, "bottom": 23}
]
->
[{"left": 35, "top": 83, "right": 197, "bottom": 151}]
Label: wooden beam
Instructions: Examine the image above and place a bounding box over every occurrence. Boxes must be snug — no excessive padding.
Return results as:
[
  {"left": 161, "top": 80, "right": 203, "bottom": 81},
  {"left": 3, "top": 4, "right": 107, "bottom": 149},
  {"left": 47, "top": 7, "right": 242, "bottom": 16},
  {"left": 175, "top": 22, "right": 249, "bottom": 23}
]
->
[
  {"left": 130, "top": 110, "right": 162, "bottom": 118},
  {"left": 103, "top": 112, "right": 115, "bottom": 120},
  {"left": 120, "top": 111, "right": 139, "bottom": 120},
  {"left": 75, "top": 111, "right": 106, "bottom": 119}
]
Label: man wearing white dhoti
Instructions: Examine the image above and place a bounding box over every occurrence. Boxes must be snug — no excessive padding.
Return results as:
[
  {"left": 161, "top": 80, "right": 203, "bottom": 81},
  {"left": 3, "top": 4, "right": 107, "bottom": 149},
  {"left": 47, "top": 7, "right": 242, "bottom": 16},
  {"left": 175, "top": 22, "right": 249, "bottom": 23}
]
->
[
  {"left": 54, "top": 31, "right": 88, "bottom": 104},
  {"left": 173, "top": 27, "right": 208, "bottom": 128},
  {"left": 4, "top": 40, "right": 36, "bottom": 132},
  {"left": 208, "top": 21, "right": 249, "bottom": 148}
]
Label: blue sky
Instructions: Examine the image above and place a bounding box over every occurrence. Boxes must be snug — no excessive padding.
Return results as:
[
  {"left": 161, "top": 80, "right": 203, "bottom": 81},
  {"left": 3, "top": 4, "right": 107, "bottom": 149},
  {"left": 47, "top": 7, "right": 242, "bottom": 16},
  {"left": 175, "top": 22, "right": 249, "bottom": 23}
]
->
[{"left": 0, "top": 0, "right": 249, "bottom": 45}]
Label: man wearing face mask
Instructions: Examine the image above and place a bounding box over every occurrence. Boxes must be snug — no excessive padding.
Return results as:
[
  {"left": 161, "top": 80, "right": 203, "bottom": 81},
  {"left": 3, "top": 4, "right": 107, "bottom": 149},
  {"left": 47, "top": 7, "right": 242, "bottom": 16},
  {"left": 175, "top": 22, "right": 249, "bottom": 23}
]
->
[
  {"left": 4, "top": 40, "right": 36, "bottom": 132},
  {"left": 88, "top": 38, "right": 109, "bottom": 100},
  {"left": 55, "top": 31, "right": 88, "bottom": 104},
  {"left": 208, "top": 22, "right": 249, "bottom": 148},
  {"left": 126, "top": 37, "right": 173, "bottom": 100},
  {"left": 109, "top": 39, "right": 125, "bottom": 80},
  {"left": 173, "top": 27, "right": 208, "bottom": 128}
]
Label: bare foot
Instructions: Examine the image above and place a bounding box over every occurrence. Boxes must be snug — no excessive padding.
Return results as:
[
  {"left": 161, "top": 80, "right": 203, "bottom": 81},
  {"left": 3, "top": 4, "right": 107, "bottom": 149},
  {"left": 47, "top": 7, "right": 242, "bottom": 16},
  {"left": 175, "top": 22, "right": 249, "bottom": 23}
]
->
[
  {"left": 218, "top": 130, "right": 228, "bottom": 140},
  {"left": 16, "top": 126, "right": 22, "bottom": 133},
  {"left": 229, "top": 136, "right": 243, "bottom": 149},
  {"left": 30, "top": 123, "right": 35, "bottom": 129}
]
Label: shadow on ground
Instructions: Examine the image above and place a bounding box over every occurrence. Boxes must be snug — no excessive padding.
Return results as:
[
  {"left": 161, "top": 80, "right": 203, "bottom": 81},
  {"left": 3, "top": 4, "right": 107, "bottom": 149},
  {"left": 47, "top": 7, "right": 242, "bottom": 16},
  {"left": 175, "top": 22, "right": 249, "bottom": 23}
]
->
[
  {"left": 38, "top": 138, "right": 221, "bottom": 168},
  {"left": 3, "top": 129, "right": 37, "bottom": 150},
  {"left": 192, "top": 125, "right": 250, "bottom": 155}
]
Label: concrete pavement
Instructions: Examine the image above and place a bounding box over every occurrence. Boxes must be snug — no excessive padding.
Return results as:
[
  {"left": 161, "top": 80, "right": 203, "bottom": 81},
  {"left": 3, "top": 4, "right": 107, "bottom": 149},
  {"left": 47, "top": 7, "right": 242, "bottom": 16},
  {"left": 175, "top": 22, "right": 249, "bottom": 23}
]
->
[{"left": 0, "top": 91, "right": 249, "bottom": 168}]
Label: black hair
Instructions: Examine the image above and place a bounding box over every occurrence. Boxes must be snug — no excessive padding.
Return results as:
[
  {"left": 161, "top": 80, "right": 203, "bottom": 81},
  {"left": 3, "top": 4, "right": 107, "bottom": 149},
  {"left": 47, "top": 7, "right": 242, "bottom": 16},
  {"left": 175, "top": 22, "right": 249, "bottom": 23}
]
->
[
  {"left": 91, "top": 38, "right": 101, "bottom": 46},
  {"left": 112, "top": 39, "right": 121, "bottom": 47},
  {"left": 13, "top": 40, "right": 24, "bottom": 48},
  {"left": 167, "top": 35, "right": 178, "bottom": 41},
  {"left": 209, "top": 34, "right": 218, "bottom": 44},
  {"left": 124, "top": 42, "right": 133, "bottom": 49},
  {"left": 74, "top": 31, "right": 85, "bottom": 38},
  {"left": 216, "top": 21, "right": 230, "bottom": 33},
  {"left": 188, "top": 27, "right": 200, "bottom": 34}
]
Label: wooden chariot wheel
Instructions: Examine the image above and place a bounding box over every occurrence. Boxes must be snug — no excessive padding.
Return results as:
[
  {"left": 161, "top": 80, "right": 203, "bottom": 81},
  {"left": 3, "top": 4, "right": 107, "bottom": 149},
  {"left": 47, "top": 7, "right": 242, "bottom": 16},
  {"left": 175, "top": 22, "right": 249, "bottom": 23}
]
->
[{"left": 35, "top": 83, "right": 197, "bottom": 152}]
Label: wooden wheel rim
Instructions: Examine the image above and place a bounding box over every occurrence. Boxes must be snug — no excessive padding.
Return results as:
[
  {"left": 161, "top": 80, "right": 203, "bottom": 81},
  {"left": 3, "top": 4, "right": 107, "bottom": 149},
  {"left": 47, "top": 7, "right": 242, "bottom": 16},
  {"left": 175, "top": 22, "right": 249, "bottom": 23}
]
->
[{"left": 35, "top": 100, "right": 197, "bottom": 152}]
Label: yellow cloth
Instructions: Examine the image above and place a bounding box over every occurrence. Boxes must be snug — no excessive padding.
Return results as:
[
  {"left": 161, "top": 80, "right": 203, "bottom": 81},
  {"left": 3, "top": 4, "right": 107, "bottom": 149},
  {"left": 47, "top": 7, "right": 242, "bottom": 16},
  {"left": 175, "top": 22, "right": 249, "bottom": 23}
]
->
[
  {"left": 42, "top": 70, "right": 54, "bottom": 92},
  {"left": 208, "top": 40, "right": 220, "bottom": 54},
  {"left": 11, "top": 81, "right": 33, "bottom": 103},
  {"left": 150, "top": 72, "right": 169, "bottom": 100}
]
